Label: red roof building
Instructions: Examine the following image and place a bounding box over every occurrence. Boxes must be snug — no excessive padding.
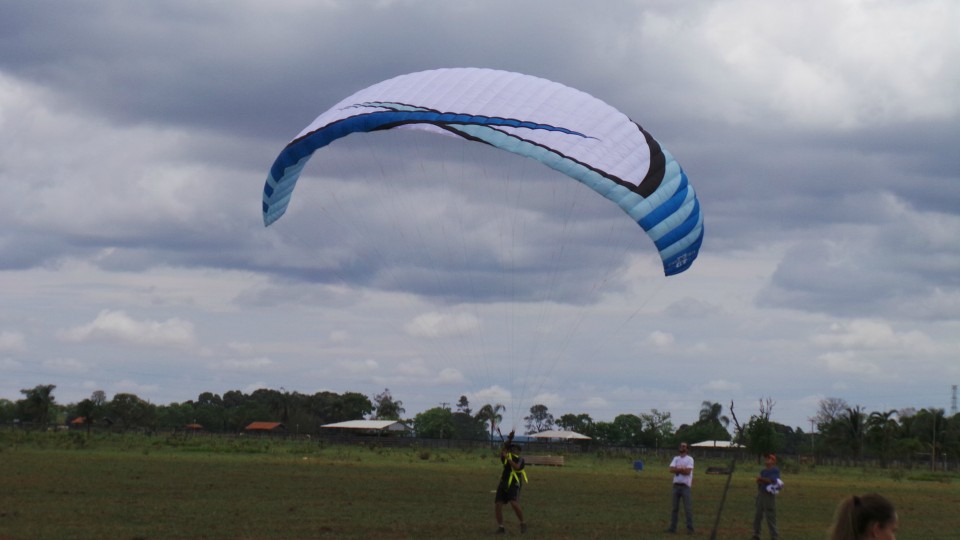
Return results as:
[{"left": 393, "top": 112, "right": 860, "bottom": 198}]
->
[{"left": 244, "top": 421, "right": 286, "bottom": 433}]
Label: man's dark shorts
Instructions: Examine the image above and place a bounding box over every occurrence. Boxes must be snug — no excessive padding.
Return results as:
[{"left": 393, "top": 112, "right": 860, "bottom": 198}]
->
[{"left": 495, "top": 482, "right": 521, "bottom": 503}]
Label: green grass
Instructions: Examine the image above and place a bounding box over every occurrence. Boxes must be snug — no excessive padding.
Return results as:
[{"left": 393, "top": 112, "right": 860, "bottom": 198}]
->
[{"left": 1, "top": 432, "right": 958, "bottom": 539}]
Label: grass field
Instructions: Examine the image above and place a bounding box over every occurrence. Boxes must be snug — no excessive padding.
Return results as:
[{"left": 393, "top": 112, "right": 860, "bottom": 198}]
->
[{"left": 1, "top": 432, "right": 958, "bottom": 539}]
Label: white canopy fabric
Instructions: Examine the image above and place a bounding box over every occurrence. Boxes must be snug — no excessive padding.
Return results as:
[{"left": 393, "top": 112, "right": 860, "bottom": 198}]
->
[
  {"left": 690, "top": 440, "right": 742, "bottom": 448},
  {"left": 262, "top": 68, "right": 703, "bottom": 277},
  {"left": 322, "top": 420, "right": 409, "bottom": 431},
  {"left": 529, "top": 429, "right": 591, "bottom": 440}
]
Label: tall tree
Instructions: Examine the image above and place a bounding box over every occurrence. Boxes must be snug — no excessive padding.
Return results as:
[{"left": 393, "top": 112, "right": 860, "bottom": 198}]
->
[
  {"left": 476, "top": 403, "right": 505, "bottom": 441},
  {"left": 813, "top": 397, "right": 849, "bottom": 432},
  {"left": 639, "top": 409, "right": 674, "bottom": 450},
  {"left": 74, "top": 393, "right": 105, "bottom": 435},
  {"left": 610, "top": 414, "right": 644, "bottom": 446},
  {"left": 91, "top": 390, "right": 107, "bottom": 407},
  {"left": 675, "top": 401, "right": 732, "bottom": 443},
  {"left": 338, "top": 392, "right": 375, "bottom": 421},
  {"left": 911, "top": 408, "right": 947, "bottom": 470},
  {"left": 373, "top": 388, "right": 404, "bottom": 420},
  {"left": 524, "top": 404, "right": 554, "bottom": 434},
  {"left": 456, "top": 395, "right": 472, "bottom": 415},
  {"left": 18, "top": 384, "right": 57, "bottom": 425},
  {"left": 866, "top": 409, "right": 899, "bottom": 468},
  {"left": 826, "top": 405, "right": 867, "bottom": 463},
  {"left": 107, "top": 393, "right": 156, "bottom": 432},
  {"left": 192, "top": 391, "right": 227, "bottom": 430},
  {"left": 414, "top": 407, "right": 455, "bottom": 439},
  {"left": 0, "top": 399, "right": 16, "bottom": 423},
  {"left": 743, "top": 399, "right": 780, "bottom": 459},
  {"left": 557, "top": 413, "right": 594, "bottom": 437},
  {"left": 699, "top": 401, "right": 731, "bottom": 428}
]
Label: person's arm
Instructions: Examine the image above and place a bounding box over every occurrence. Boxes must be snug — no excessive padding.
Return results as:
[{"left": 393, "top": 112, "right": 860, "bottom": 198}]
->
[
  {"left": 669, "top": 458, "right": 692, "bottom": 475},
  {"left": 757, "top": 468, "right": 779, "bottom": 484}
]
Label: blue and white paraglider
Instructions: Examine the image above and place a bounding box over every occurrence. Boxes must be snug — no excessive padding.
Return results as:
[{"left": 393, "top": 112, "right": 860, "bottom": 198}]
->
[{"left": 262, "top": 68, "right": 703, "bottom": 276}]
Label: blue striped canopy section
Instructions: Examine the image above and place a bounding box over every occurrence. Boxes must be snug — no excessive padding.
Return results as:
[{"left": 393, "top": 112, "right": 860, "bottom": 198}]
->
[{"left": 262, "top": 68, "right": 703, "bottom": 276}]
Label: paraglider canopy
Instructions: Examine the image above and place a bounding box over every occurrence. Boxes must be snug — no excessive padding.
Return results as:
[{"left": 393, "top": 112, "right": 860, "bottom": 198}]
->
[{"left": 262, "top": 68, "right": 703, "bottom": 276}]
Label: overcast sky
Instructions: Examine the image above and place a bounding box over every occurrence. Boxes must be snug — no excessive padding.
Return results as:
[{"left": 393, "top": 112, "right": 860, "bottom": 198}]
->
[{"left": 2, "top": 0, "right": 958, "bottom": 432}]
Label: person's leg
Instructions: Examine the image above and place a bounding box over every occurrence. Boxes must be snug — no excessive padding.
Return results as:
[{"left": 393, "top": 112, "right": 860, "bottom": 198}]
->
[
  {"left": 766, "top": 496, "right": 778, "bottom": 539},
  {"left": 681, "top": 485, "right": 694, "bottom": 531},
  {"left": 668, "top": 486, "right": 680, "bottom": 531},
  {"left": 753, "top": 494, "right": 763, "bottom": 536},
  {"left": 510, "top": 500, "right": 525, "bottom": 524},
  {"left": 495, "top": 501, "right": 504, "bottom": 527}
]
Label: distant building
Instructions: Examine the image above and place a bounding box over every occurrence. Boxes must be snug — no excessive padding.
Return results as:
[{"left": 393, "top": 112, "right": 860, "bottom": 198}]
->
[
  {"left": 690, "top": 440, "right": 742, "bottom": 448},
  {"left": 68, "top": 416, "right": 114, "bottom": 431},
  {"left": 321, "top": 419, "right": 410, "bottom": 436},
  {"left": 244, "top": 421, "right": 286, "bottom": 435}
]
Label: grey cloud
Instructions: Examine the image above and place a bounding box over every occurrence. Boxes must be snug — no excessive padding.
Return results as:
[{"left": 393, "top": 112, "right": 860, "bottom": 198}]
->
[{"left": 1, "top": 1, "right": 957, "bottom": 429}]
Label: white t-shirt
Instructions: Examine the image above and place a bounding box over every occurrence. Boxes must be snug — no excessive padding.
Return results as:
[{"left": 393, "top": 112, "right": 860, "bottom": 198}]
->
[{"left": 670, "top": 455, "right": 695, "bottom": 486}]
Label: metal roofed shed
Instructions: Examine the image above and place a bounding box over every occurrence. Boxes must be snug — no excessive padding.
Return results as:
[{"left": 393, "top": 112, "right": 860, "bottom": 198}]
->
[
  {"left": 529, "top": 430, "right": 591, "bottom": 440},
  {"left": 322, "top": 419, "right": 411, "bottom": 436},
  {"left": 690, "top": 440, "right": 743, "bottom": 448}
]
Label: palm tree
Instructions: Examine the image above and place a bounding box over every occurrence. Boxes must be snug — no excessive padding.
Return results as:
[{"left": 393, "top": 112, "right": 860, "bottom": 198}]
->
[
  {"left": 476, "top": 403, "right": 504, "bottom": 442},
  {"left": 699, "top": 401, "right": 731, "bottom": 428},
  {"left": 867, "top": 409, "right": 898, "bottom": 468},
  {"left": 913, "top": 408, "right": 948, "bottom": 471},
  {"left": 843, "top": 406, "right": 867, "bottom": 463}
]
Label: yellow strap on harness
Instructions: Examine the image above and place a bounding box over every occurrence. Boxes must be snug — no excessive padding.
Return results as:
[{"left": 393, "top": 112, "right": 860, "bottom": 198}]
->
[{"left": 503, "top": 453, "right": 528, "bottom": 486}]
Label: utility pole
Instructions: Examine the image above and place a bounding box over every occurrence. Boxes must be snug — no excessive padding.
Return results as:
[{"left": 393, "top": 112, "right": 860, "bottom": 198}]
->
[
  {"left": 809, "top": 418, "right": 816, "bottom": 462},
  {"left": 438, "top": 402, "right": 451, "bottom": 439},
  {"left": 951, "top": 385, "right": 957, "bottom": 416},
  {"left": 932, "top": 413, "right": 938, "bottom": 472}
]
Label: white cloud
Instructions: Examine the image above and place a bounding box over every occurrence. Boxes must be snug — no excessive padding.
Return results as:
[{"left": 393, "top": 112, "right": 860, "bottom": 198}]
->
[
  {"left": 819, "top": 351, "right": 880, "bottom": 376},
  {"left": 372, "top": 358, "right": 467, "bottom": 387},
  {"left": 59, "top": 310, "right": 196, "bottom": 348},
  {"left": 394, "top": 358, "right": 431, "bottom": 378},
  {"left": 42, "top": 357, "right": 90, "bottom": 374},
  {"left": 404, "top": 311, "right": 481, "bottom": 338},
  {"left": 242, "top": 382, "right": 270, "bottom": 395},
  {"left": 696, "top": 0, "right": 958, "bottom": 128},
  {"left": 646, "top": 330, "right": 675, "bottom": 348},
  {"left": 582, "top": 396, "right": 610, "bottom": 410},
  {"left": 470, "top": 385, "right": 512, "bottom": 406},
  {"left": 214, "top": 357, "right": 274, "bottom": 371},
  {"left": 328, "top": 330, "right": 350, "bottom": 344},
  {"left": 337, "top": 358, "right": 379, "bottom": 374},
  {"left": 531, "top": 392, "right": 564, "bottom": 410},
  {"left": 0, "top": 331, "right": 26, "bottom": 352},
  {"left": 812, "top": 319, "right": 931, "bottom": 351},
  {"left": 227, "top": 342, "right": 255, "bottom": 355},
  {"left": 436, "top": 367, "right": 465, "bottom": 384},
  {"left": 699, "top": 379, "right": 742, "bottom": 393},
  {"left": 112, "top": 379, "right": 160, "bottom": 397},
  {"left": 0, "top": 357, "right": 23, "bottom": 370}
]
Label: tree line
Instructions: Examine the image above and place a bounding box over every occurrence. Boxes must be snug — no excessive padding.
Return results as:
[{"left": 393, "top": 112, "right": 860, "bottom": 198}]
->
[{"left": 4, "top": 384, "right": 958, "bottom": 468}]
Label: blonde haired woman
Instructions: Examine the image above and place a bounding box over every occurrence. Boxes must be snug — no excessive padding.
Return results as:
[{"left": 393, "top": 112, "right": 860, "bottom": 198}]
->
[{"left": 828, "top": 493, "right": 898, "bottom": 540}]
